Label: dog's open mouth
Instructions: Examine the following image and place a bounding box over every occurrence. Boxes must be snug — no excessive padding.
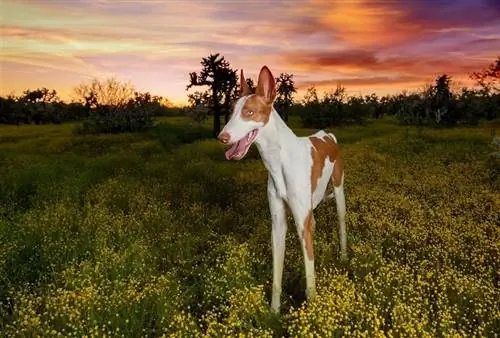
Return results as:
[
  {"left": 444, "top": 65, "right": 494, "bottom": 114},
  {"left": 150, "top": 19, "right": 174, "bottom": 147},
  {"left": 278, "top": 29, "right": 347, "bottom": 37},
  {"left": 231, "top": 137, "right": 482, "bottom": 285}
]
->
[{"left": 225, "top": 129, "right": 259, "bottom": 160}]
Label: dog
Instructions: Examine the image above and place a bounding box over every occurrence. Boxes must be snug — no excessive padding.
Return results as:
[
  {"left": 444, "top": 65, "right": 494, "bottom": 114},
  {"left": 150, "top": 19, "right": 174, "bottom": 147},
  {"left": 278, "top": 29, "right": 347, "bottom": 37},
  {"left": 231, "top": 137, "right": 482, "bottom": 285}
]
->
[{"left": 218, "top": 65, "right": 347, "bottom": 313}]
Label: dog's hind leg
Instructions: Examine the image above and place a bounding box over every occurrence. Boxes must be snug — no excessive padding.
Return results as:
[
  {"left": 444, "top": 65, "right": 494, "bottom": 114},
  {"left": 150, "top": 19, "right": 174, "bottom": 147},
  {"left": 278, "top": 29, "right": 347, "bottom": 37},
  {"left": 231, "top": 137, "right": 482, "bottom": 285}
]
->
[
  {"left": 288, "top": 197, "right": 316, "bottom": 302},
  {"left": 333, "top": 173, "right": 347, "bottom": 262}
]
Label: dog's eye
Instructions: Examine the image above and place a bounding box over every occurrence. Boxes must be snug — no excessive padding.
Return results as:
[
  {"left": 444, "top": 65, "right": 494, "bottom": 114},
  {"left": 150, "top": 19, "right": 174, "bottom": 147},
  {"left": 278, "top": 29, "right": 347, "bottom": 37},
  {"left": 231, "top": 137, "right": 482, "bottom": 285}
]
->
[{"left": 247, "top": 110, "right": 254, "bottom": 116}]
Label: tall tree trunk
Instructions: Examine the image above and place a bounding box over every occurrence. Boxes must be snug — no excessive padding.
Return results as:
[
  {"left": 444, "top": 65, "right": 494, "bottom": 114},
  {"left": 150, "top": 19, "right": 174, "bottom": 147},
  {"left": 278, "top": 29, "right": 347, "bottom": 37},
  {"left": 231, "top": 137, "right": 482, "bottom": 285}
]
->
[
  {"left": 223, "top": 93, "right": 231, "bottom": 124},
  {"left": 283, "top": 95, "right": 291, "bottom": 123},
  {"left": 212, "top": 88, "right": 221, "bottom": 138}
]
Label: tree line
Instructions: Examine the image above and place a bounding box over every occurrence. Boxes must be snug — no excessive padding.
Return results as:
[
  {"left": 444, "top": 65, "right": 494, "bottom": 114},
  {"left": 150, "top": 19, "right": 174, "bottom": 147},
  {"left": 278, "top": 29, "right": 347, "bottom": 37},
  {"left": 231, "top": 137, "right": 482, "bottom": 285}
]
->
[
  {"left": 1, "top": 55, "right": 498, "bottom": 135},
  {"left": 186, "top": 54, "right": 499, "bottom": 135},
  {"left": 0, "top": 78, "right": 182, "bottom": 133}
]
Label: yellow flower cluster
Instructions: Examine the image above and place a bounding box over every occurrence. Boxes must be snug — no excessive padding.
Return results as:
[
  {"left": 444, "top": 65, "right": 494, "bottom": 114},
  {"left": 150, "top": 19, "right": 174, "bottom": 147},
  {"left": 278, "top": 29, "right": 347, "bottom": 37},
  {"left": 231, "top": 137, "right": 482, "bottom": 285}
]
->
[{"left": 1, "top": 119, "right": 498, "bottom": 336}]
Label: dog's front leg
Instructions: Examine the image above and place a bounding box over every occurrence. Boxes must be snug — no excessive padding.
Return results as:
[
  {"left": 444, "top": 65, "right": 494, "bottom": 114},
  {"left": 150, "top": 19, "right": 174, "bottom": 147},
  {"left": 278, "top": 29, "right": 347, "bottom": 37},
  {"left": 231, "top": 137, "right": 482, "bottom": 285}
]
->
[{"left": 268, "top": 178, "right": 287, "bottom": 313}]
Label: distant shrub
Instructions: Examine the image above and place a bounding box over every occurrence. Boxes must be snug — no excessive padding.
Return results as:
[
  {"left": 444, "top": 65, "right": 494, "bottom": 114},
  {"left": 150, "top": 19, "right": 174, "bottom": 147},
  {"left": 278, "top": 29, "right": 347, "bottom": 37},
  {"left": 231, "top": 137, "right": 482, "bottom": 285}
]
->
[
  {"left": 297, "top": 85, "right": 370, "bottom": 128},
  {"left": 77, "top": 104, "right": 154, "bottom": 134},
  {"left": 183, "top": 103, "right": 211, "bottom": 124},
  {"left": 74, "top": 79, "right": 162, "bottom": 134}
]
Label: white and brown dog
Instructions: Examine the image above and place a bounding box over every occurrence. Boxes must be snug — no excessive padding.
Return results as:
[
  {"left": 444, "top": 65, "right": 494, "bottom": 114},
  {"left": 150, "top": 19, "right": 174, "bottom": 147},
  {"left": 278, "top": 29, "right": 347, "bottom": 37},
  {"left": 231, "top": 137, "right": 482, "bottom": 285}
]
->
[{"left": 218, "top": 65, "right": 347, "bottom": 313}]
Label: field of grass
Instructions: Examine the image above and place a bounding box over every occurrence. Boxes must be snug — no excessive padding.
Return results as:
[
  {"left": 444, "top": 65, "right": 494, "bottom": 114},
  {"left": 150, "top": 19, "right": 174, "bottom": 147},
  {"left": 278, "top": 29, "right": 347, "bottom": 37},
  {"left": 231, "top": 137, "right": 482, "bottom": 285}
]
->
[{"left": 0, "top": 116, "right": 499, "bottom": 337}]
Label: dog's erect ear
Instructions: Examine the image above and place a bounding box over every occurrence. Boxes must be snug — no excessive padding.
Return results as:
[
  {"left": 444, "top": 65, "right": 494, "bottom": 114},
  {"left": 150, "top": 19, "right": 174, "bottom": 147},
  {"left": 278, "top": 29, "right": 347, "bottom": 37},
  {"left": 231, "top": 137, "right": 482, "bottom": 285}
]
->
[
  {"left": 256, "top": 66, "right": 276, "bottom": 104},
  {"left": 240, "top": 69, "right": 252, "bottom": 97}
]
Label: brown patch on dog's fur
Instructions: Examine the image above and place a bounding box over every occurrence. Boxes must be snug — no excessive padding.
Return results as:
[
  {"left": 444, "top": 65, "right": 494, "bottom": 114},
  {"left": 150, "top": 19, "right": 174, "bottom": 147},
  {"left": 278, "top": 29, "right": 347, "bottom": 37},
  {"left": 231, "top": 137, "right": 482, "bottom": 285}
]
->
[
  {"left": 255, "top": 66, "right": 276, "bottom": 104},
  {"left": 303, "top": 210, "right": 314, "bottom": 260},
  {"left": 241, "top": 95, "right": 272, "bottom": 123},
  {"left": 309, "top": 135, "right": 343, "bottom": 193},
  {"left": 237, "top": 66, "right": 276, "bottom": 124}
]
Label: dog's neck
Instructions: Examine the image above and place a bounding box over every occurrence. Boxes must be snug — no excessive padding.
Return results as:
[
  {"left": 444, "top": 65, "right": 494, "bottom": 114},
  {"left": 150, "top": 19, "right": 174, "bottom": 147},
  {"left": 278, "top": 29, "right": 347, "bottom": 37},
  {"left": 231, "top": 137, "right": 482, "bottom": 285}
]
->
[{"left": 255, "top": 108, "right": 297, "bottom": 162}]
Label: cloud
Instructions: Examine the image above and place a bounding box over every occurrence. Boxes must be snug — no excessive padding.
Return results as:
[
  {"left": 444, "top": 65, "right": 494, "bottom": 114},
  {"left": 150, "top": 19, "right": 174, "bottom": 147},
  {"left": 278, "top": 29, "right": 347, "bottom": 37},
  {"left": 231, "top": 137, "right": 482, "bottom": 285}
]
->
[
  {"left": 281, "top": 46, "right": 493, "bottom": 80},
  {"left": 2, "top": 52, "right": 103, "bottom": 78},
  {"left": 284, "top": 49, "right": 378, "bottom": 72},
  {"left": 285, "top": 0, "right": 500, "bottom": 48},
  {"left": 296, "top": 75, "right": 426, "bottom": 90},
  {"left": 1, "top": 0, "right": 499, "bottom": 104}
]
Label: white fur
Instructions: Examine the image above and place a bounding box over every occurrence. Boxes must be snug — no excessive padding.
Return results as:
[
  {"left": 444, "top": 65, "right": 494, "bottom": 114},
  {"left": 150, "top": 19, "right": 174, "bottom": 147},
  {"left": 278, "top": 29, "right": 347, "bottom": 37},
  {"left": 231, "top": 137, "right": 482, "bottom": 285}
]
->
[{"left": 223, "top": 95, "right": 264, "bottom": 144}]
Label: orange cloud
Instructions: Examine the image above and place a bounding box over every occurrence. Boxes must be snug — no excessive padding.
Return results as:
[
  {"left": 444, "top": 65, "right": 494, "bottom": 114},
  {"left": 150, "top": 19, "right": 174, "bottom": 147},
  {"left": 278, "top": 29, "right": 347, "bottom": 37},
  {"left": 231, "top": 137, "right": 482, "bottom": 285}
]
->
[
  {"left": 1, "top": 0, "right": 499, "bottom": 105},
  {"left": 296, "top": 75, "right": 427, "bottom": 89},
  {"left": 311, "top": 0, "right": 421, "bottom": 47}
]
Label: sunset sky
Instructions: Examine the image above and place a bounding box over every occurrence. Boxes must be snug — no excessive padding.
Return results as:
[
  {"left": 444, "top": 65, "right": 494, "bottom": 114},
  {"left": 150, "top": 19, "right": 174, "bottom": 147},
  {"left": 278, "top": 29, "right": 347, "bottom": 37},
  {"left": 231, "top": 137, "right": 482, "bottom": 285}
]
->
[{"left": 1, "top": 0, "right": 499, "bottom": 106}]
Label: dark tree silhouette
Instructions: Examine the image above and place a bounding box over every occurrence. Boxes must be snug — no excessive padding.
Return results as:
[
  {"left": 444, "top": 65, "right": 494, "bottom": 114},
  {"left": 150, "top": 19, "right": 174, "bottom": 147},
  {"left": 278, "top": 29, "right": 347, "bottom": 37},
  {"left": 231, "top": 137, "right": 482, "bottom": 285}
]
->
[
  {"left": 432, "top": 74, "right": 453, "bottom": 124},
  {"left": 245, "top": 78, "right": 256, "bottom": 94},
  {"left": 0, "top": 95, "right": 23, "bottom": 125},
  {"left": 22, "top": 88, "right": 58, "bottom": 105},
  {"left": 127, "top": 92, "right": 163, "bottom": 116},
  {"left": 220, "top": 70, "right": 239, "bottom": 124},
  {"left": 74, "top": 77, "right": 135, "bottom": 112},
  {"left": 21, "top": 88, "right": 59, "bottom": 124},
  {"left": 186, "top": 91, "right": 212, "bottom": 123},
  {"left": 186, "top": 53, "right": 238, "bottom": 137},
  {"left": 73, "top": 78, "right": 156, "bottom": 134},
  {"left": 471, "top": 56, "right": 500, "bottom": 93},
  {"left": 275, "top": 73, "right": 296, "bottom": 122}
]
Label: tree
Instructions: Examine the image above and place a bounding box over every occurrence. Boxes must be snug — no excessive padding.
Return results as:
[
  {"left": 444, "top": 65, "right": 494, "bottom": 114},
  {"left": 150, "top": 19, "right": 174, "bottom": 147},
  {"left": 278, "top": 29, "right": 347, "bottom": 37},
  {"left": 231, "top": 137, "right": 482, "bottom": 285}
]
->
[
  {"left": 186, "top": 53, "right": 238, "bottom": 138},
  {"left": 246, "top": 78, "right": 256, "bottom": 94},
  {"left": 471, "top": 56, "right": 500, "bottom": 94},
  {"left": 302, "top": 86, "right": 319, "bottom": 105},
  {"left": 298, "top": 86, "right": 322, "bottom": 128},
  {"left": 127, "top": 92, "right": 163, "bottom": 116},
  {"left": 432, "top": 74, "right": 455, "bottom": 125},
  {"left": 186, "top": 91, "right": 211, "bottom": 123},
  {"left": 73, "top": 78, "right": 155, "bottom": 134},
  {"left": 323, "top": 84, "right": 347, "bottom": 124},
  {"left": 275, "top": 73, "right": 296, "bottom": 122},
  {"left": 0, "top": 95, "right": 24, "bottom": 125},
  {"left": 21, "top": 88, "right": 59, "bottom": 124},
  {"left": 364, "top": 93, "right": 380, "bottom": 118},
  {"left": 471, "top": 57, "right": 500, "bottom": 120},
  {"left": 73, "top": 77, "right": 135, "bottom": 111},
  {"left": 219, "top": 69, "right": 239, "bottom": 124}
]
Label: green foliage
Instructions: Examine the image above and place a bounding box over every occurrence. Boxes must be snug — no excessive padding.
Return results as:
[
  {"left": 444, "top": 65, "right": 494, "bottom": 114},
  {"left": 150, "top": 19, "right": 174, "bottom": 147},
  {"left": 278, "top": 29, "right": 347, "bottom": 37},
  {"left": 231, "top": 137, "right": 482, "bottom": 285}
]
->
[
  {"left": 298, "top": 85, "right": 370, "bottom": 128},
  {"left": 471, "top": 56, "right": 500, "bottom": 94},
  {"left": 74, "top": 79, "right": 164, "bottom": 134},
  {"left": 275, "top": 73, "right": 297, "bottom": 123},
  {"left": 294, "top": 57, "right": 499, "bottom": 128},
  {"left": 77, "top": 103, "right": 154, "bottom": 135},
  {"left": 185, "top": 91, "right": 211, "bottom": 123},
  {"left": 0, "top": 117, "right": 499, "bottom": 336},
  {"left": 0, "top": 79, "right": 177, "bottom": 129},
  {"left": 0, "top": 89, "right": 70, "bottom": 125}
]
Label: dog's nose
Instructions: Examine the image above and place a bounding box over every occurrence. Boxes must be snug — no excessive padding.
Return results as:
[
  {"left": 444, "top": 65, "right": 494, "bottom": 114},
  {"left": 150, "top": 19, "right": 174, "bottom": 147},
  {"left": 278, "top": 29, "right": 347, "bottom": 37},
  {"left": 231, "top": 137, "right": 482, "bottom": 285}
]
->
[{"left": 218, "top": 131, "right": 230, "bottom": 144}]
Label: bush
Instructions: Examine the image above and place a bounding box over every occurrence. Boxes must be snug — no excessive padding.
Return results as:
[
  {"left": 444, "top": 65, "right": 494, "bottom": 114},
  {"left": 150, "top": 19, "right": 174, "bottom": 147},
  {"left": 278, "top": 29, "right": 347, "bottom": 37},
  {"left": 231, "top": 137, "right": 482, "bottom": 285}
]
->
[
  {"left": 77, "top": 105, "right": 154, "bottom": 134},
  {"left": 298, "top": 86, "right": 371, "bottom": 128}
]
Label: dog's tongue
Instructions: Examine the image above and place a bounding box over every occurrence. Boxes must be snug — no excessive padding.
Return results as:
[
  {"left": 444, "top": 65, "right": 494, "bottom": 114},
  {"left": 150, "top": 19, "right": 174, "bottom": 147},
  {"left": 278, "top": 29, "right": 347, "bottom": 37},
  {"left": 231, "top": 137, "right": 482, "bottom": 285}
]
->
[{"left": 225, "top": 138, "right": 251, "bottom": 160}]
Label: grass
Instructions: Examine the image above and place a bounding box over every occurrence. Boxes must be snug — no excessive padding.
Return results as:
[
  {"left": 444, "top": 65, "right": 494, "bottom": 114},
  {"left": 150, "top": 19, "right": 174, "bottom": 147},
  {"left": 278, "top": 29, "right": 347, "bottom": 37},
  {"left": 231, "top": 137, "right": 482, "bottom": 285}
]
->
[{"left": 0, "top": 116, "right": 499, "bottom": 337}]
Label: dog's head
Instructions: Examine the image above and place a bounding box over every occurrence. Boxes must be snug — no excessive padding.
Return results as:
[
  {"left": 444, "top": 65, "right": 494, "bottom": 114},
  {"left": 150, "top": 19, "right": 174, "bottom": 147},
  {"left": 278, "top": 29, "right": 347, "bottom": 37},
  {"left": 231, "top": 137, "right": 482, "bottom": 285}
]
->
[{"left": 218, "top": 65, "right": 276, "bottom": 160}]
